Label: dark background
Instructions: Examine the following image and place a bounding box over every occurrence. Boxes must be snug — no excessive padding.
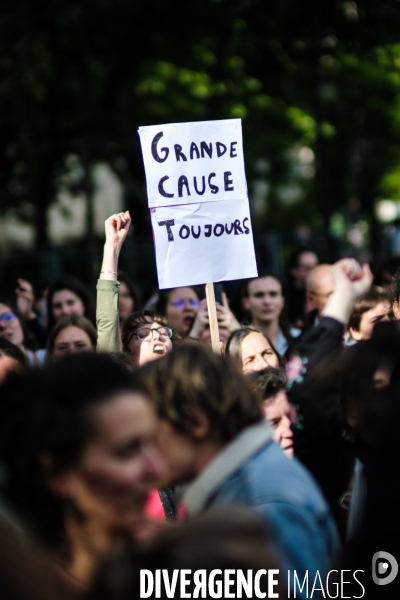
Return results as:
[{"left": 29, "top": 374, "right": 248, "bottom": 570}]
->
[{"left": 1, "top": 0, "right": 400, "bottom": 293}]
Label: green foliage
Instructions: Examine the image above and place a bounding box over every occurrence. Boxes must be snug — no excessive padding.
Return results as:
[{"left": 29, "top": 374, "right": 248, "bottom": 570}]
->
[{"left": 2, "top": 0, "right": 400, "bottom": 244}]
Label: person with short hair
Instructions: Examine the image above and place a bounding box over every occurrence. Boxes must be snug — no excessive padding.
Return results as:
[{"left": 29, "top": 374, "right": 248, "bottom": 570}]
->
[
  {"left": 247, "top": 368, "right": 296, "bottom": 457},
  {"left": 348, "top": 286, "right": 391, "bottom": 342},
  {"left": 304, "top": 264, "right": 335, "bottom": 328},
  {"left": 137, "top": 343, "right": 340, "bottom": 586}
]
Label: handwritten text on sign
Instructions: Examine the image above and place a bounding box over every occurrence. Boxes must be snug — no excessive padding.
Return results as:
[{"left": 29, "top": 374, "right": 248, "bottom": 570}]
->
[
  {"left": 138, "top": 119, "right": 247, "bottom": 208},
  {"left": 151, "top": 199, "right": 257, "bottom": 288}
]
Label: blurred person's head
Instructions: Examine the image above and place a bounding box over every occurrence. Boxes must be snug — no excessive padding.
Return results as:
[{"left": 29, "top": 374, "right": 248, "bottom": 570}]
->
[
  {"left": 90, "top": 509, "right": 281, "bottom": 600},
  {"left": 287, "top": 248, "right": 319, "bottom": 290},
  {"left": 137, "top": 344, "right": 263, "bottom": 487},
  {"left": 340, "top": 322, "right": 400, "bottom": 449},
  {"left": 246, "top": 368, "right": 296, "bottom": 457},
  {"left": 156, "top": 287, "right": 200, "bottom": 337},
  {"left": 305, "top": 264, "right": 334, "bottom": 316},
  {"left": 46, "top": 276, "right": 95, "bottom": 333},
  {"left": 340, "top": 322, "right": 400, "bottom": 591},
  {"left": 108, "top": 352, "right": 136, "bottom": 373},
  {"left": 225, "top": 326, "right": 285, "bottom": 373},
  {"left": 242, "top": 273, "right": 285, "bottom": 327},
  {"left": 373, "top": 256, "right": 400, "bottom": 289},
  {"left": 0, "top": 300, "right": 37, "bottom": 352},
  {"left": 118, "top": 272, "right": 141, "bottom": 321},
  {"left": 46, "top": 315, "right": 97, "bottom": 361},
  {"left": 0, "top": 354, "right": 164, "bottom": 567},
  {"left": 121, "top": 310, "right": 173, "bottom": 366},
  {"left": 348, "top": 287, "right": 391, "bottom": 342},
  {"left": 0, "top": 338, "right": 27, "bottom": 382}
]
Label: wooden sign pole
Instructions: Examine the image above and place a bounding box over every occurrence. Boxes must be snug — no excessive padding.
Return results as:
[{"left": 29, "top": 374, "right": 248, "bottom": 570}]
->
[{"left": 205, "top": 282, "right": 221, "bottom": 354}]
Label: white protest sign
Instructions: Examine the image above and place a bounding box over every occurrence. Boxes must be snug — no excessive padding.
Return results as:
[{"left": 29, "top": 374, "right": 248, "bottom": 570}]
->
[
  {"left": 151, "top": 198, "right": 257, "bottom": 288},
  {"left": 138, "top": 119, "right": 247, "bottom": 208}
]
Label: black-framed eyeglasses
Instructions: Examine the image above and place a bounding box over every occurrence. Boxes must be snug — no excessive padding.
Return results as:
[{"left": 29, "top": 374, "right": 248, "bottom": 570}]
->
[{"left": 128, "top": 326, "right": 174, "bottom": 344}]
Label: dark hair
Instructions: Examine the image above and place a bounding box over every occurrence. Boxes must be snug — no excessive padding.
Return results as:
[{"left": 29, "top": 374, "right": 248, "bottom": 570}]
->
[
  {"left": 241, "top": 270, "right": 287, "bottom": 299},
  {"left": 46, "top": 314, "right": 97, "bottom": 361},
  {"left": 121, "top": 310, "right": 170, "bottom": 356},
  {"left": 46, "top": 276, "right": 95, "bottom": 333},
  {"left": 225, "top": 326, "right": 286, "bottom": 370},
  {"left": 0, "top": 338, "right": 28, "bottom": 369},
  {"left": 0, "top": 353, "right": 140, "bottom": 555},
  {"left": 118, "top": 271, "right": 141, "bottom": 312},
  {"left": 338, "top": 321, "right": 400, "bottom": 448},
  {"left": 340, "top": 322, "right": 400, "bottom": 585},
  {"left": 241, "top": 273, "right": 296, "bottom": 342},
  {"left": 155, "top": 287, "right": 200, "bottom": 317},
  {"left": 108, "top": 352, "right": 136, "bottom": 373},
  {"left": 90, "top": 509, "right": 280, "bottom": 600},
  {"left": 0, "top": 298, "right": 38, "bottom": 351},
  {"left": 246, "top": 367, "right": 287, "bottom": 404},
  {"left": 348, "top": 286, "right": 390, "bottom": 332},
  {"left": 137, "top": 343, "right": 263, "bottom": 444},
  {"left": 287, "top": 247, "right": 317, "bottom": 271},
  {"left": 373, "top": 256, "right": 400, "bottom": 288}
]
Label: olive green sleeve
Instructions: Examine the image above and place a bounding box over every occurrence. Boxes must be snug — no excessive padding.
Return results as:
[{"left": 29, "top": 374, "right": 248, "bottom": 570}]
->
[{"left": 96, "top": 279, "right": 122, "bottom": 353}]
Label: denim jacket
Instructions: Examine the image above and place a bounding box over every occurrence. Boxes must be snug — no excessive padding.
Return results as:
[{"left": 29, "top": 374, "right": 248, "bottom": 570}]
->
[{"left": 184, "top": 421, "right": 340, "bottom": 591}]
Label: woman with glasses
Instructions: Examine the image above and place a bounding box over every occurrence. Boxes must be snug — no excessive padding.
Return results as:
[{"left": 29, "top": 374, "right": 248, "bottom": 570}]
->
[
  {"left": 155, "top": 287, "right": 201, "bottom": 337},
  {"left": 96, "top": 212, "right": 174, "bottom": 365},
  {"left": 0, "top": 300, "right": 46, "bottom": 366},
  {"left": 121, "top": 311, "right": 173, "bottom": 365}
]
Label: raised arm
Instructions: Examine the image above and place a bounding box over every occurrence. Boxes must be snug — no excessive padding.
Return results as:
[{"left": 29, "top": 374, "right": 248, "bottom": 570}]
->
[
  {"left": 286, "top": 258, "right": 373, "bottom": 509},
  {"left": 322, "top": 258, "right": 373, "bottom": 325},
  {"left": 96, "top": 212, "right": 131, "bottom": 353}
]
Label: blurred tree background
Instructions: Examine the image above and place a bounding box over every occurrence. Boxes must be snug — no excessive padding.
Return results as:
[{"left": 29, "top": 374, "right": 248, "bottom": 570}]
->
[{"left": 1, "top": 0, "right": 400, "bottom": 286}]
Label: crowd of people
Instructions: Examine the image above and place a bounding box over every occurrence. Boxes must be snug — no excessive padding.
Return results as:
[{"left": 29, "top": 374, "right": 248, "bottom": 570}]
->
[{"left": 0, "top": 210, "right": 400, "bottom": 598}]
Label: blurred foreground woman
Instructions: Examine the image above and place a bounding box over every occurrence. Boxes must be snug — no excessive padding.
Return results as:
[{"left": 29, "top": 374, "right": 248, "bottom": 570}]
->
[{"left": 0, "top": 353, "right": 164, "bottom": 591}]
